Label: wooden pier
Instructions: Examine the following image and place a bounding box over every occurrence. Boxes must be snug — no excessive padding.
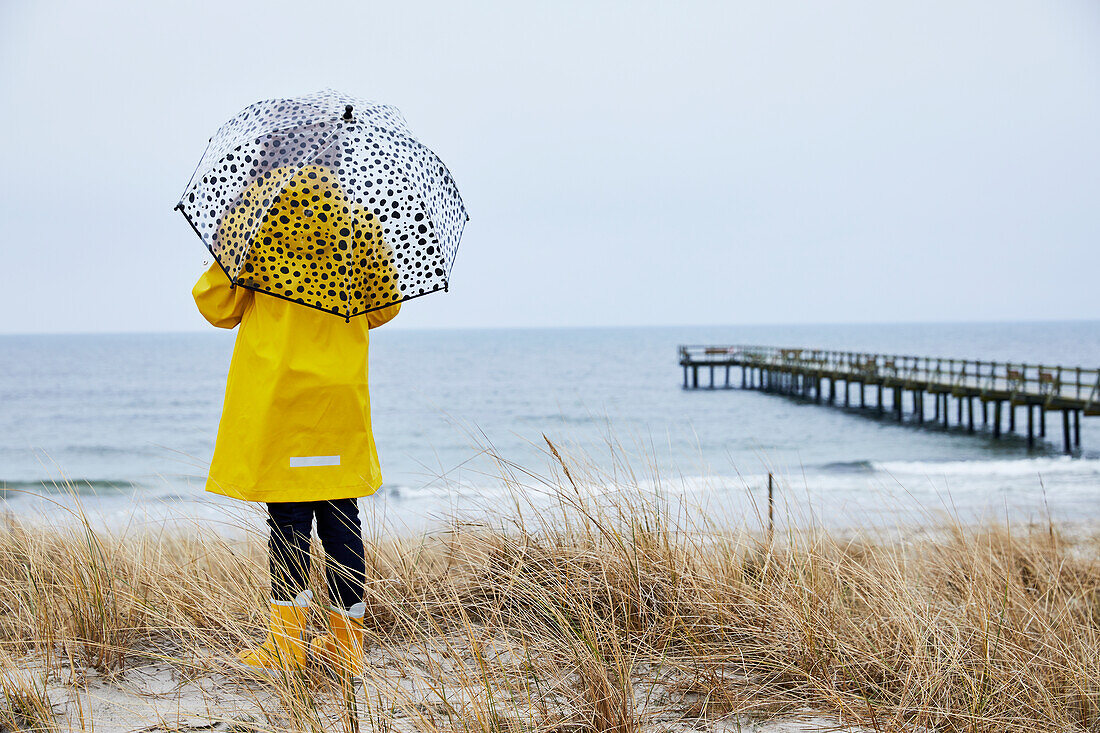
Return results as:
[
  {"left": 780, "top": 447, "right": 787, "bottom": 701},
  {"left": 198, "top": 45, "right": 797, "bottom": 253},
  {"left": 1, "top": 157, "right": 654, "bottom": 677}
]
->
[{"left": 680, "top": 345, "right": 1099, "bottom": 454}]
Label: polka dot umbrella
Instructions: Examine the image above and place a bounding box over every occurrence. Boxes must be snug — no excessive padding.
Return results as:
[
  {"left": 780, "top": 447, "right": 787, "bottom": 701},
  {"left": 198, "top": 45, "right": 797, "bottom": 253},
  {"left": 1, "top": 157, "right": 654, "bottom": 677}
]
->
[{"left": 176, "top": 89, "right": 467, "bottom": 320}]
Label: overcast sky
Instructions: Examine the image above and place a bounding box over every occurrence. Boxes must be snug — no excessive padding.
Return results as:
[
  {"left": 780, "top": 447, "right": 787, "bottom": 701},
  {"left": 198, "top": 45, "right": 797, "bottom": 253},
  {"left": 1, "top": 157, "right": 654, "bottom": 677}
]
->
[{"left": 2, "top": 0, "right": 1098, "bottom": 333}]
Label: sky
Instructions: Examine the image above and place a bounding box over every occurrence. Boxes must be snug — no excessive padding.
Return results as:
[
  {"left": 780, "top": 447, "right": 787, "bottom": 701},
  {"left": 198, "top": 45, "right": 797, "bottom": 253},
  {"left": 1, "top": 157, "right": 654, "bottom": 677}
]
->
[{"left": 1, "top": 0, "right": 1099, "bottom": 334}]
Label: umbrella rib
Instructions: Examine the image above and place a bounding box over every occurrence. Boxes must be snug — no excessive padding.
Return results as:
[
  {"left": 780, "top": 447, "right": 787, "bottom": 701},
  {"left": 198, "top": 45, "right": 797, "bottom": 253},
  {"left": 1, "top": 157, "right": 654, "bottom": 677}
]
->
[{"left": 345, "top": 143, "right": 355, "bottom": 321}]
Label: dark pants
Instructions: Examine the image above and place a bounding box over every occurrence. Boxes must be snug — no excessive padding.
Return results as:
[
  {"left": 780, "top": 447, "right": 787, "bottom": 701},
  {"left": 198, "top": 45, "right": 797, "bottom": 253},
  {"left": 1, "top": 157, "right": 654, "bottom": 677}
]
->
[{"left": 266, "top": 498, "right": 365, "bottom": 609}]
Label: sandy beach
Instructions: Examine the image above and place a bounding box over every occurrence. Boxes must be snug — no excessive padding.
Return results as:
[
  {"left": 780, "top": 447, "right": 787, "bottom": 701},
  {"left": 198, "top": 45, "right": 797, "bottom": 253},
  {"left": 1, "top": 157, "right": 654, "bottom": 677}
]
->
[
  {"left": 9, "top": 644, "right": 873, "bottom": 733},
  {"left": 1, "top": 445, "right": 1097, "bottom": 733}
]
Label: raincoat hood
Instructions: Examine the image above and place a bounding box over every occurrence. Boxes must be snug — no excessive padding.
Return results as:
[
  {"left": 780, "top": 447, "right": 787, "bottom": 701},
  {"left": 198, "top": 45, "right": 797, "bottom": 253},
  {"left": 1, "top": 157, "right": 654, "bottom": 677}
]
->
[{"left": 217, "top": 165, "right": 399, "bottom": 316}]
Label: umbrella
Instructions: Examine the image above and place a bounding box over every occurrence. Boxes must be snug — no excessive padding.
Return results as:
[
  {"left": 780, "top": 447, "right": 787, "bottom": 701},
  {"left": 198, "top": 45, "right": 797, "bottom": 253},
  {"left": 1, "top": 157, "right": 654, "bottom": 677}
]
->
[{"left": 176, "top": 89, "right": 467, "bottom": 319}]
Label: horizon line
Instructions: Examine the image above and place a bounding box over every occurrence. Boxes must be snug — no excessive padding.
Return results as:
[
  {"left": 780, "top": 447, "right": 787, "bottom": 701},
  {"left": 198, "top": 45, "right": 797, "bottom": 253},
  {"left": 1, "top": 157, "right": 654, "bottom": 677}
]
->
[{"left": 2, "top": 316, "right": 1100, "bottom": 338}]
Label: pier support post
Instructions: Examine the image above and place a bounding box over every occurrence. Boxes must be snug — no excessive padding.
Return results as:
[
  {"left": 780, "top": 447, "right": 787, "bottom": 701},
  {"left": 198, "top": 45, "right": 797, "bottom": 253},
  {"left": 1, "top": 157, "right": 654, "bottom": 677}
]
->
[
  {"left": 683, "top": 365, "right": 688, "bottom": 389},
  {"left": 933, "top": 392, "right": 940, "bottom": 422},
  {"left": 860, "top": 382, "right": 866, "bottom": 408},
  {"left": 916, "top": 390, "right": 924, "bottom": 423},
  {"left": 829, "top": 378, "right": 836, "bottom": 404},
  {"left": 993, "top": 401, "right": 1002, "bottom": 438},
  {"left": 1027, "top": 405, "right": 1034, "bottom": 449},
  {"left": 709, "top": 365, "right": 715, "bottom": 389},
  {"left": 877, "top": 384, "right": 884, "bottom": 416},
  {"left": 742, "top": 367, "right": 747, "bottom": 389},
  {"left": 968, "top": 397, "right": 975, "bottom": 432},
  {"left": 1009, "top": 403, "right": 1015, "bottom": 433},
  {"left": 943, "top": 394, "right": 949, "bottom": 428},
  {"left": 845, "top": 380, "right": 850, "bottom": 407},
  {"left": 692, "top": 366, "right": 698, "bottom": 389},
  {"left": 1040, "top": 407, "right": 1046, "bottom": 437},
  {"left": 724, "top": 365, "right": 730, "bottom": 388},
  {"left": 895, "top": 388, "right": 903, "bottom": 421},
  {"left": 1063, "top": 409, "right": 1072, "bottom": 454},
  {"left": 957, "top": 396, "right": 963, "bottom": 424},
  {"left": 982, "top": 401, "right": 988, "bottom": 426},
  {"left": 1074, "top": 410, "right": 1081, "bottom": 449}
]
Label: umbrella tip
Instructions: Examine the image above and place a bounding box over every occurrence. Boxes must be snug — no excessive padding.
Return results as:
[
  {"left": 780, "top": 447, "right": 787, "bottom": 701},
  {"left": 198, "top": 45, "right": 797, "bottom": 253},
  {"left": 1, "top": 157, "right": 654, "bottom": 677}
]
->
[{"left": 343, "top": 105, "right": 353, "bottom": 121}]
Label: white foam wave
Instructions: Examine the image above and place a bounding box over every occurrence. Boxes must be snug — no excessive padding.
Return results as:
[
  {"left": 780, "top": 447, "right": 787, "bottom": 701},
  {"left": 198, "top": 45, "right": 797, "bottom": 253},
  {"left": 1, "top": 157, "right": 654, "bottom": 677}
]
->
[{"left": 871, "top": 457, "right": 1100, "bottom": 478}]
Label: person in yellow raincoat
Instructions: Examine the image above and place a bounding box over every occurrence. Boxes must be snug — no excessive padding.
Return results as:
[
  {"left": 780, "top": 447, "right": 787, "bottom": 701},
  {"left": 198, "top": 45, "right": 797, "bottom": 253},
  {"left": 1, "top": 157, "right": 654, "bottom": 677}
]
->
[{"left": 193, "top": 165, "right": 400, "bottom": 677}]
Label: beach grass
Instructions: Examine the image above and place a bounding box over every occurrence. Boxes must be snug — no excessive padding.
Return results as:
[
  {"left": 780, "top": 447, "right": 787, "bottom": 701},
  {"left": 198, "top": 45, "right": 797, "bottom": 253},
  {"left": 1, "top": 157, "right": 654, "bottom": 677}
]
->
[{"left": 0, "top": 441, "right": 1098, "bottom": 732}]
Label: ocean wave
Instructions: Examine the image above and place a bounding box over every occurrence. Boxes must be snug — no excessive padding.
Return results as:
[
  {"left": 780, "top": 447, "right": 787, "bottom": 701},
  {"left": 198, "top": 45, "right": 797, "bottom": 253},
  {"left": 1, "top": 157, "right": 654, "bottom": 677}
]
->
[
  {"left": 819, "top": 460, "right": 876, "bottom": 473},
  {"left": 871, "top": 457, "right": 1100, "bottom": 478},
  {"left": 516, "top": 414, "right": 604, "bottom": 426},
  {"left": 0, "top": 445, "right": 162, "bottom": 458},
  {"left": 0, "top": 478, "right": 141, "bottom": 496}
]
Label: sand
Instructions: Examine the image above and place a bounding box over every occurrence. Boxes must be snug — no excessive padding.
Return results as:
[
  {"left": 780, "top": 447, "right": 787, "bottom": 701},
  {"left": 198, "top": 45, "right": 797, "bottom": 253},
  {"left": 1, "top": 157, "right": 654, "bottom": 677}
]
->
[{"left": 8, "top": 645, "right": 874, "bottom": 733}]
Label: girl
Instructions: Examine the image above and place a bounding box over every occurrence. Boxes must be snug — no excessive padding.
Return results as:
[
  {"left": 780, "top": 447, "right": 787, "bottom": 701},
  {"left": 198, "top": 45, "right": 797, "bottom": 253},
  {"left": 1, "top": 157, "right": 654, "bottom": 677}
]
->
[{"left": 193, "top": 165, "right": 400, "bottom": 676}]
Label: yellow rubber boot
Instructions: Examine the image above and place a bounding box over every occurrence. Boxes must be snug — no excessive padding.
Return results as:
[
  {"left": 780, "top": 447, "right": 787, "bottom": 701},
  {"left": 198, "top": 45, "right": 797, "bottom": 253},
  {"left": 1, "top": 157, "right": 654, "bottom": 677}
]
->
[
  {"left": 238, "top": 590, "right": 312, "bottom": 672},
  {"left": 310, "top": 602, "right": 366, "bottom": 678}
]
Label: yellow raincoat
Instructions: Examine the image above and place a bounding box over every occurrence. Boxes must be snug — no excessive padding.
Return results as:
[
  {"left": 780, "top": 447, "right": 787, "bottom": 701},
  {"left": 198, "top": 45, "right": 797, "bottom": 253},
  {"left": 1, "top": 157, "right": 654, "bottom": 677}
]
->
[{"left": 194, "top": 166, "right": 400, "bottom": 503}]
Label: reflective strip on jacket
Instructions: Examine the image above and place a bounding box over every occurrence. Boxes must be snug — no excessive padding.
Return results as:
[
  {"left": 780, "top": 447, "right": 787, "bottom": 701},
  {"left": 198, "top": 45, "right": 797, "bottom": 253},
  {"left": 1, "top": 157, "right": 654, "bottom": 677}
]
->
[{"left": 193, "top": 264, "right": 400, "bottom": 502}]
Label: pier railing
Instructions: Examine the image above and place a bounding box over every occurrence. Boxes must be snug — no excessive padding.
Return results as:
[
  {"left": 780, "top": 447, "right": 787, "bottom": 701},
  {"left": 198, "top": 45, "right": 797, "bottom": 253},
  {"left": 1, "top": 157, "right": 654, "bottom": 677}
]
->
[{"left": 679, "top": 345, "right": 1100, "bottom": 411}]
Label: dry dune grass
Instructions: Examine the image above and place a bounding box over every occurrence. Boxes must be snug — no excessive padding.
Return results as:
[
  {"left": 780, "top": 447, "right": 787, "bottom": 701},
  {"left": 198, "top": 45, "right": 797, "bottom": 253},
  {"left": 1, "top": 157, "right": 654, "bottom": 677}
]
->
[{"left": 0, "top": 442, "right": 1097, "bottom": 732}]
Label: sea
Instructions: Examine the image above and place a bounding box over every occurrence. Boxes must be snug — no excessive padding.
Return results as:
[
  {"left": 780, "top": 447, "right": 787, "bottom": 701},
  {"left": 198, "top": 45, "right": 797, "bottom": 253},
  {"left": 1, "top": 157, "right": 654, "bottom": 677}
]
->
[{"left": 2, "top": 321, "right": 1099, "bottom": 534}]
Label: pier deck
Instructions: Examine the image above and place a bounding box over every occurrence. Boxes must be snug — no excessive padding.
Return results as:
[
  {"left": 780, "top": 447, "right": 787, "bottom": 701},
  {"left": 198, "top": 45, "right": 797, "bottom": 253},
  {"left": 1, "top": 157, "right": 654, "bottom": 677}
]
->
[{"left": 680, "top": 345, "right": 1099, "bottom": 454}]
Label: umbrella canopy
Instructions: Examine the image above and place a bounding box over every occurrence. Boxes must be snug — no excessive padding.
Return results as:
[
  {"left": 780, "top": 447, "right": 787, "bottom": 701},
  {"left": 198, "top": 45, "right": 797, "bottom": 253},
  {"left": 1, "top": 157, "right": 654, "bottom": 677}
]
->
[{"left": 176, "top": 90, "right": 467, "bottom": 319}]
